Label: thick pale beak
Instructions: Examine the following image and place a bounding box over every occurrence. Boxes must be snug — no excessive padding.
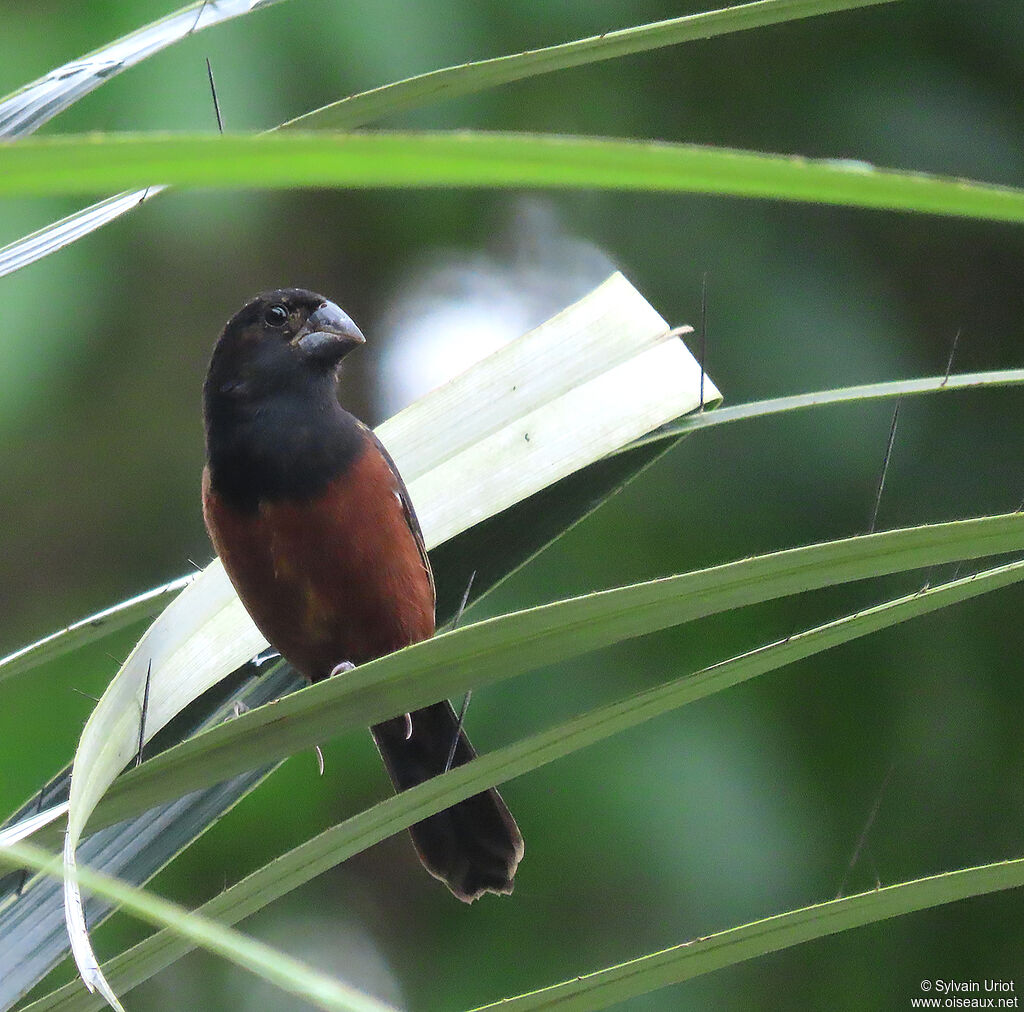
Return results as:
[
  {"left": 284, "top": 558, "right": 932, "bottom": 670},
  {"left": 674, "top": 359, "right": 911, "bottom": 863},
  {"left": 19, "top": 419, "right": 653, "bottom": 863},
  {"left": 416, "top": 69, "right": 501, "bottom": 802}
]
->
[{"left": 293, "top": 300, "right": 365, "bottom": 365}]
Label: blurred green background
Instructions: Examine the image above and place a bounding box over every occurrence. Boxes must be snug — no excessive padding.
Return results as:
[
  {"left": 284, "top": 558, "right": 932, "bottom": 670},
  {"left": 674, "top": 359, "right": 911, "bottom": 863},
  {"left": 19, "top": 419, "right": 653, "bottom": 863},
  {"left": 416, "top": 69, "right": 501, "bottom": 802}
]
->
[{"left": 3, "top": 1, "right": 1024, "bottom": 1008}]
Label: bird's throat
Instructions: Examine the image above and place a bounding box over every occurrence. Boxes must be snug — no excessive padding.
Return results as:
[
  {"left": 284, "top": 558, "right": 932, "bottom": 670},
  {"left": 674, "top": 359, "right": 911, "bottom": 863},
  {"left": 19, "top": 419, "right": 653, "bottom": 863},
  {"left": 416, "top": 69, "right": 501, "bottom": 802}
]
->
[{"left": 205, "top": 388, "right": 365, "bottom": 511}]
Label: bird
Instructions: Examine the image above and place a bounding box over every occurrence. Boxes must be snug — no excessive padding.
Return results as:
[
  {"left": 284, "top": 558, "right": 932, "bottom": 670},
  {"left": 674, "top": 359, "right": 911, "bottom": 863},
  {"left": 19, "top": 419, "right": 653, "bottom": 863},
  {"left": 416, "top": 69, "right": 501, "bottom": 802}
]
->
[{"left": 202, "top": 288, "right": 524, "bottom": 902}]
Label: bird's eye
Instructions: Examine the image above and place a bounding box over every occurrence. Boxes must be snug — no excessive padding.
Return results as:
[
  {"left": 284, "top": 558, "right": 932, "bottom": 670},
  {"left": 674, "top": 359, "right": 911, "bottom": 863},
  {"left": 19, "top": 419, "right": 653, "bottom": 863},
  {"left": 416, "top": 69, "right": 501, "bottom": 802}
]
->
[{"left": 263, "top": 304, "right": 288, "bottom": 327}]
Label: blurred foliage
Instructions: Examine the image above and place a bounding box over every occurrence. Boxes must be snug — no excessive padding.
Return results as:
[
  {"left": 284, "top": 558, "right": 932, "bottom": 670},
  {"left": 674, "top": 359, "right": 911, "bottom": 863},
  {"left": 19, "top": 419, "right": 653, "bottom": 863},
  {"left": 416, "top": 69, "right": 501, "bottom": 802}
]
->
[{"left": 2, "top": 1, "right": 1023, "bottom": 1009}]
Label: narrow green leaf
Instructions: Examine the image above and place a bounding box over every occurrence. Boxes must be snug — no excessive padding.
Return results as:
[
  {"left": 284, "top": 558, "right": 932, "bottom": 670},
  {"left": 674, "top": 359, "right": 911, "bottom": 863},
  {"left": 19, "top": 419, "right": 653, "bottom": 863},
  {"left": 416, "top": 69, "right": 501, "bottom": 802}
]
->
[
  {"left": 0, "top": 574, "right": 194, "bottom": 685},
  {"left": 0, "top": 1, "right": 288, "bottom": 138},
  {"left": 0, "top": 668, "right": 294, "bottom": 1009},
  {"left": 473, "top": 859, "right": 1024, "bottom": 1010},
  {"left": 9, "top": 366, "right": 1024, "bottom": 687},
  {"left": 2, "top": 133, "right": 1023, "bottom": 225},
  {"left": 290, "top": 0, "right": 900, "bottom": 131},
  {"left": 24, "top": 558, "right": 1024, "bottom": 1011},
  {"left": 637, "top": 367, "right": 1024, "bottom": 446},
  {"left": 0, "top": 186, "right": 164, "bottom": 278},
  {"left": 89, "top": 513, "right": 1024, "bottom": 833},
  {"left": 0, "top": 0, "right": 895, "bottom": 277},
  {"left": 0, "top": 842, "right": 394, "bottom": 1012}
]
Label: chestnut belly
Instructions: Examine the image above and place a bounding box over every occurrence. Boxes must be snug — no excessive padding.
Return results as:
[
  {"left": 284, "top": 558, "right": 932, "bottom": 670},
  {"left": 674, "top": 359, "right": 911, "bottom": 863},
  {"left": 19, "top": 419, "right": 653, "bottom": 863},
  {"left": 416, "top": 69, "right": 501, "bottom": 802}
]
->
[{"left": 203, "top": 443, "right": 435, "bottom": 680}]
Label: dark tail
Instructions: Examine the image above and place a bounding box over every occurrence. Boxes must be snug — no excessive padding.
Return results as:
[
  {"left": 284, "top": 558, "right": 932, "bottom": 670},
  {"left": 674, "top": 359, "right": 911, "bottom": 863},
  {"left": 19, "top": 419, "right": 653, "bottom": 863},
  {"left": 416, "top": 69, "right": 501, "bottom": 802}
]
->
[{"left": 371, "top": 701, "right": 524, "bottom": 902}]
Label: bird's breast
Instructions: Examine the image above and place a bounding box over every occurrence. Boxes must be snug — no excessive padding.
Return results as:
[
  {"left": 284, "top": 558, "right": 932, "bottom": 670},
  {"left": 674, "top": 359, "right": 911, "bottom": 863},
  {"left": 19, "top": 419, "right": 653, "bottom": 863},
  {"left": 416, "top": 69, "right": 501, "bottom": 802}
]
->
[{"left": 202, "top": 441, "right": 435, "bottom": 680}]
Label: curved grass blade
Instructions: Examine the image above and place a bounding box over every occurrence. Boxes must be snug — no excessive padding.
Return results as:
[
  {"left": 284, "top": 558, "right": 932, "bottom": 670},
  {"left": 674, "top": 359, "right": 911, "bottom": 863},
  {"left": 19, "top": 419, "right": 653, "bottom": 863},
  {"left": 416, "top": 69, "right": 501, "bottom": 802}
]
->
[
  {"left": 89, "top": 513, "right": 1024, "bottom": 831},
  {"left": 0, "top": 840, "right": 394, "bottom": 1012},
  {"left": 632, "top": 367, "right": 1024, "bottom": 447},
  {"left": 0, "top": 0, "right": 897, "bottom": 278},
  {"left": 0, "top": 187, "right": 162, "bottom": 279},
  {"left": 3, "top": 132, "right": 1024, "bottom": 227},
  {"left": 288, "top": 0, "right": 898, "bottom": 131},
  {"left": 0, "top": 0, "right": 286, "bottom": 139},
  {"left": 22, "top": 558, "right": 1024, "bottom": 1011},
  {"left": 472, "top": 859, "right": 1024, "bottom": 1010},
  {"left": 0, "top": 664, "right": 295, "bottom": 1011},
  {"left": 0, "top": 573, "right": 193, "bottom": 686},
  {"left": 10, "top": 364, "right": 1024, "bottom": 687},
  {"left": 0, "top": 802, "right": 69, "bottom": 848}
]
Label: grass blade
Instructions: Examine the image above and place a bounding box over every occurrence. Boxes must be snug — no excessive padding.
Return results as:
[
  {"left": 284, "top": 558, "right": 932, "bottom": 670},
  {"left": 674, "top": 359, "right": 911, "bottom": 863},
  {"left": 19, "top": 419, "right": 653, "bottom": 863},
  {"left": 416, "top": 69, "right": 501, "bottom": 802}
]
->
[
  {"left": 86, "top": 513, "right": 1024, "bottom": 832},
  {"left": 0, "top": 574, "right": 194, "bottom": 686},
  {"left": 23, "top": 558, "right": 1024, "bottom": 1011},
  {"left": 639, "top": 367, "right": 1024, "bottom": 445},
  {"left": 290, "top": 0, "right": 899, "bottom": 131},
  {"left": 0, "top": 0, "right": 897, "bottom": 277},
  {"left": 0, "top": 841, "right": 394, "bottom": 1012},
  {"left": 0, "top": 187, "right": 161, "bottom": 279},
  {"left": 0, "top": 1, "right": 287, "bottom": 139},
  {"left": 10, "top": 364, "right": 1024, "bottom": 687},
  {"left": 472, "top": 859, "right": 1024, "bottom": 1010},
  {"left": 2, "top": 132, "right": 1023, "bottom": 226}
]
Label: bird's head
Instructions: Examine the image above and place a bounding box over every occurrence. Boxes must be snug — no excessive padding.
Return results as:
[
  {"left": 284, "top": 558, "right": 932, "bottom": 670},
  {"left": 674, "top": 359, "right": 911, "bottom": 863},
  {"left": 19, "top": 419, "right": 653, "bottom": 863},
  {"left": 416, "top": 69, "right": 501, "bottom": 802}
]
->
[{"left": 205, "top": 288, "right": 365, "bottom": 405}]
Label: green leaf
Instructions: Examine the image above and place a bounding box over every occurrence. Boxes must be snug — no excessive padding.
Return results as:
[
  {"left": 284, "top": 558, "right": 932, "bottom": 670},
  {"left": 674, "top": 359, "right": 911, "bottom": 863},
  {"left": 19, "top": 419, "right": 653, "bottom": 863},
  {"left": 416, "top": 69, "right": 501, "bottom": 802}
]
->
[
  {"left": 89, "top": 512, "right": 1024, "bottom": 833},
  {"left": 640, "top": 367, "right": 1024, "bottom": 445},
  {"left": 9, "top": 365, "right": 1024, "bottom": 687},
  {"left": 0, "top": 841, "right": 394, "bottom": 1012},
  {"left": 0, "top": 1, "right": 289, "bottom": 139},
  {"left": 471, "top": 859, "right": 1024, "bottom": 1010},
  {"left": 0, "top": 0, "right": 898, "bottom": 278},
  {"left": 290, "top": 0, "right": 900, "bottom": 131},
  {"left": 23, "top": 558, "right": 1024, "bottom": 1011},
  {"left": 3, "top": 133, "right": 1024, "bottom": 226},
  {"left": 0, "top": 575, "right": 193, "bottom": 686}
]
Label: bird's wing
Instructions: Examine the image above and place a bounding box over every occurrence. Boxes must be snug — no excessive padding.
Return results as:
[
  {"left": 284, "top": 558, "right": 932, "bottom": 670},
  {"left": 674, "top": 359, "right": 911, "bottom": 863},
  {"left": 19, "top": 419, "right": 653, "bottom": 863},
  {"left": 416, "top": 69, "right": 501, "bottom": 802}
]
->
[{"left": 363, "top": 424, "right": 436, "bottom": 610}]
